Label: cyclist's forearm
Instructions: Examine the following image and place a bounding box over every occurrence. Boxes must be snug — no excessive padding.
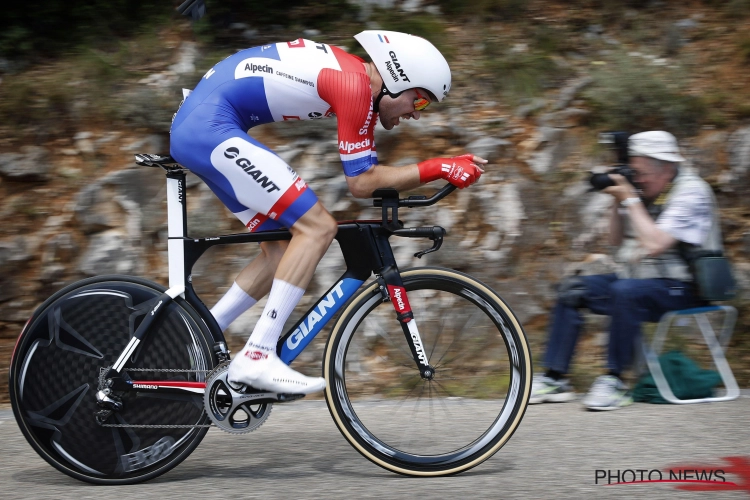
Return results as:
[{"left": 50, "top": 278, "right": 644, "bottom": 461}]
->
[{"left": 345, "top": 164, "right": 421, "bottom": 198}]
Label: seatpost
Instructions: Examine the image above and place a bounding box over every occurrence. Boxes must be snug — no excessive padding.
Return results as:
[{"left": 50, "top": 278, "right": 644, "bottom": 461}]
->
[{"left": 166, "top": 170, "right": 188, "bottom": 293}]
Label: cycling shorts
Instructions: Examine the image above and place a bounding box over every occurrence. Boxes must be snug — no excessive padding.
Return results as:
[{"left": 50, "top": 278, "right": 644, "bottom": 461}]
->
[{"left": 170, "top": 104, "right": 318, "bottom": 232}]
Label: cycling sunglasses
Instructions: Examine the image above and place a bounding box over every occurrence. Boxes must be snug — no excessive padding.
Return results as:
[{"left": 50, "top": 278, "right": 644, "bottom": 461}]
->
[{"left": 414, "top": 89, "right": 431, "bottom": 112}]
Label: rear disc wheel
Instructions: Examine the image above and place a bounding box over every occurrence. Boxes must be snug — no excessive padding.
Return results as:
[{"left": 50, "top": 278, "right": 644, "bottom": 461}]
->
[{"left": 9, "top": 275, "right": 217, "bottom": 484}]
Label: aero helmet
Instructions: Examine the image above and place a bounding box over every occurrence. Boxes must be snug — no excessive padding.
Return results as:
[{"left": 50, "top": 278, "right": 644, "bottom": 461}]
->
[{"left": 354, "top": 30, "right": 451, "bottom": 102}]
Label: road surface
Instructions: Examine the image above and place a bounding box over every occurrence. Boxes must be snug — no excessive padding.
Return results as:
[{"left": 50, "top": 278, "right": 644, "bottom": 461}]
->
[{"left": 2, "top": 395, "right": 749, "bottom": 499}]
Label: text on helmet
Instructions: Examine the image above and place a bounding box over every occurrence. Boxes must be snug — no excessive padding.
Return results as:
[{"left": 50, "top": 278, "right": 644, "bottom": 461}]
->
[{"left": 385, "top": 51, "right": 410, "bottom": 83}]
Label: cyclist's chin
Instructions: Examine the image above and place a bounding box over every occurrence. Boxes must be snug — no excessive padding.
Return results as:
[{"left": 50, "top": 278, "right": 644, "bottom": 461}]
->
[{"left": 379, "top": 115, "right": 397, "bottom": 131}]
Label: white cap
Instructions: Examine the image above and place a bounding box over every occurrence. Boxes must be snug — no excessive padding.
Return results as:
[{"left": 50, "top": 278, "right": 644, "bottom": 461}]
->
[
  {"left": 628, "top": 131, "right": 685, "bottom": 163},
  {"left": 354, "top": 30, "right": 451, "bottom": 102}
]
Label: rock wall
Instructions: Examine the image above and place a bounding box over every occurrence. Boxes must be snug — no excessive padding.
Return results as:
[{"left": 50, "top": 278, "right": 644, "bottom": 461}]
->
[{"left": 2, "top": 44, "right": 750, "bottom": 401}]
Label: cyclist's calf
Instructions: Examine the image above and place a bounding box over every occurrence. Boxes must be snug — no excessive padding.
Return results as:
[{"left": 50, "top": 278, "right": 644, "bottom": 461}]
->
[{"left": 260, "top": 240, "right": 288, "bottom": 266}]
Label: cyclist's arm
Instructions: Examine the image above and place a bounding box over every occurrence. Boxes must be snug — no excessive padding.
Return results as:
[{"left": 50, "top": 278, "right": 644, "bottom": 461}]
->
[
  {"left": 346, "top": 164, "right": 421, "bottom": 198},
  {"left": 346, "top": 154, "right": 488, "bottom": 199}
]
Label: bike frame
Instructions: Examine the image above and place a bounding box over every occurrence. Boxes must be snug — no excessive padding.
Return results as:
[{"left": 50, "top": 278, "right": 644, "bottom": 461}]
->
[{"left": 105, "top": 161, "right": 452, "bottom": 397}]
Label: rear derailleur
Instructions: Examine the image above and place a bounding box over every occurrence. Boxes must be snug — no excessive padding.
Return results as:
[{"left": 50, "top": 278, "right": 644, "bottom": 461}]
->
[{"left": 94, "top": 366, "right": 127, "bottom": 424}]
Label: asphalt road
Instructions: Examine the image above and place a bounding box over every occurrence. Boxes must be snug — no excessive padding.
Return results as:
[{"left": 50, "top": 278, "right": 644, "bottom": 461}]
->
[{"left": 2, "top": 395, "right": 750, "bottom": 500}]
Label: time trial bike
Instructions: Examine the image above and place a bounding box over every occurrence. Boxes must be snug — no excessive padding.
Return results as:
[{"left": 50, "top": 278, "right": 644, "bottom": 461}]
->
[{"left": 9, "top": 153, "right": 532, "bottom": 484}]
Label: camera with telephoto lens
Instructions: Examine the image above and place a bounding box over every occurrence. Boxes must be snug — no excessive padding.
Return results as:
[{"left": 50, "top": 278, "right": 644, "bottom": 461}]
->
[{"left": 589, "top": 131, "right": 636, "bottom": 191}]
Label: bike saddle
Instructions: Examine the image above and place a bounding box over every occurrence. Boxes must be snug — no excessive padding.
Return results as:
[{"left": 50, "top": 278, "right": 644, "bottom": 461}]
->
[{"left": 134, "top": 153, "right": 182, "bottom": 169}]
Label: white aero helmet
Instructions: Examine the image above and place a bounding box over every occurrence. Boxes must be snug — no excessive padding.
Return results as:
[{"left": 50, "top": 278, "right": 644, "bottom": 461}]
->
[{"left": 354, "top": 30, "right": 451, "bottom": 102}]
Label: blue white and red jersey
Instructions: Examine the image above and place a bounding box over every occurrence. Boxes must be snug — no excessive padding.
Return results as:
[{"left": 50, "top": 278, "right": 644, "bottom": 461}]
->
[
  {"left": 170, "top": 39, "right": 379, "bottom": 231},
  {"left": 172, "top": 39, "right": 378, "bottom": 176}
]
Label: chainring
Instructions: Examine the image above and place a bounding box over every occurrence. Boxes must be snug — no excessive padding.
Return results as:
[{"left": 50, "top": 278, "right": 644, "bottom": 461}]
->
[{"left": 203, "top": 361, "right": 273, "bottom": 434}]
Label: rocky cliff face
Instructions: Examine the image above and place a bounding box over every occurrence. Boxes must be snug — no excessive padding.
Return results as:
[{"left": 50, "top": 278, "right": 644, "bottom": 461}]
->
[{"left": 2, "top": 21, "right": 750, "bottom": 400}]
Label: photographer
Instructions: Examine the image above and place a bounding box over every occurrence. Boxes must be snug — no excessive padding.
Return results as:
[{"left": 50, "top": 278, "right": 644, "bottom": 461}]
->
[{"left": 531, "top": 131, "right": 723, "bottom": 410}]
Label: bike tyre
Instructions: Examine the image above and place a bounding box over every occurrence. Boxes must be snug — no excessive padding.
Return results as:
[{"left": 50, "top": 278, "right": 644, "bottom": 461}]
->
[
  {"left": 323, "top": 267, "right": 532, "bottom": 476},
  {"left": 9, "top": 275, "right": 218, "bottom": 484}
]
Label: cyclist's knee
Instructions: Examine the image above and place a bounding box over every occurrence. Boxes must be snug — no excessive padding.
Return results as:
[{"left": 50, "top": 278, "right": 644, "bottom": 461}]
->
[
  {"left": 319, "top": 213, "right": 338, "bottom": 244},
  {"left": 310, "top": 212, "right": 338, "bottom": 246},
  {"left": 292, "top": 204, "right": 338, "bottom": 246}
]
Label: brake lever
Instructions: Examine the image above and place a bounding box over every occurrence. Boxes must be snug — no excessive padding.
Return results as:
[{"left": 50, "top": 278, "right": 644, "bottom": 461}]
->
[{"left": 414, "top": 236, "right": 443, "bottom": 259}]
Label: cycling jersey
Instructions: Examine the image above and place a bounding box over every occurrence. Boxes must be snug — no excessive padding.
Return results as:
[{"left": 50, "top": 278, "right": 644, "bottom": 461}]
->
[{"left": 170, "top": 39, "right": 378, "bottom": 232}]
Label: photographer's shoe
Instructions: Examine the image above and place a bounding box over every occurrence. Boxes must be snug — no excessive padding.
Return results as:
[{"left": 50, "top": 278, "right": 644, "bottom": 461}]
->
[
  {"left": 582, "top": 375, "right": 632, "bottom": 411},
  {"left": 228, "top": 348, "right": 326, "bottom": 395},
  {"left": 529, "top": 375, "right": 575, "bottom": 404}
]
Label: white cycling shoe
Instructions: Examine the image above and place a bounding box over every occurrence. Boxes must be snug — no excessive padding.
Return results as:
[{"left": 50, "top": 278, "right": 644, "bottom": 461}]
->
[{"left": 227, "top": 348, "right": 326, "bottom": 395}]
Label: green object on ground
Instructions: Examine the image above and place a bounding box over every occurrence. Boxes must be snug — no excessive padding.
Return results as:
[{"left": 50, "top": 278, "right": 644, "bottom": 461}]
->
[{"left": 633, "top": 350, "right": 722, "bottom": 404}]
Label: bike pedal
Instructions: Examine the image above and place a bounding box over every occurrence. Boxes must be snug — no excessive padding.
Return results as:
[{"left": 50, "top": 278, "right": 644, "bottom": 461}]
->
[
  {"left": 276, "top": 393, "right": 306, "bottom": 403},
  {"left": 227, "top": 380, "right": 246, "bottom": 392}
]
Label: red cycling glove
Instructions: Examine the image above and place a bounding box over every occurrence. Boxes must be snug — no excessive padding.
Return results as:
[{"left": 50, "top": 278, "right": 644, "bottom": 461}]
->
[{"left": 417, "top": 154, "right": 482, "bottom": 189}]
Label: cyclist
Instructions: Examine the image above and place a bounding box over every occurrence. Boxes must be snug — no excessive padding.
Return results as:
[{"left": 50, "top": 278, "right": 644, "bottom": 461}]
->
[{"left": 170, "top": 30, "right": 486, "bottom": 395}]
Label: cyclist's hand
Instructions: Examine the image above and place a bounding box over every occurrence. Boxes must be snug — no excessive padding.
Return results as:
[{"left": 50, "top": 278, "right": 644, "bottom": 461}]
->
[{"left": 417, "top": 154, "right": 486, "bottom": 189}]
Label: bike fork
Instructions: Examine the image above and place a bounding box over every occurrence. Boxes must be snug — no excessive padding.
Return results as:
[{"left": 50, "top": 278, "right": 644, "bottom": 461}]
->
[{"left": 378, "top": 266, "right": 434, "bottom": 379}]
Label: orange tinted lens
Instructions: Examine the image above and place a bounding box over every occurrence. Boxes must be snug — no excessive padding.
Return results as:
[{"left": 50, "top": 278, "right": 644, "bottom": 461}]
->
[
  {"left": 414, "top": 98, "right": 430, "bottom": 111},
  {"left": 414, "top": 90, "right": 430, "bottom": 111}
]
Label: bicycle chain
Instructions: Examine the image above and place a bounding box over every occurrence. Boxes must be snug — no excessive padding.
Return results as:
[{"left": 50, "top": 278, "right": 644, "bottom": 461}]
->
[
  {"left": 124, "top": 368, "right": 212, "bottom": 373},
  {"left": 98, "top": 366, "right": 214, "bottom": 429},
  {"left": 100, "top": 423, "right": 213, "bottom": 428}
]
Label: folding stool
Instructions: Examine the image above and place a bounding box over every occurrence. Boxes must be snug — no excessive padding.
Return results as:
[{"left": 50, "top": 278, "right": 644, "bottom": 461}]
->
[{"left": 643, "top": 305, "right": 739, "bottom": 404}]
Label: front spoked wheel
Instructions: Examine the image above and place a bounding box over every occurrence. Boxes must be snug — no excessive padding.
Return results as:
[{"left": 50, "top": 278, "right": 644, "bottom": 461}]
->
[
  {"left": 9, "top": 275, "right": 217, "bottom": 484},
  {"left": 323, "top": 268, "right": 532, "bottom": 476}
]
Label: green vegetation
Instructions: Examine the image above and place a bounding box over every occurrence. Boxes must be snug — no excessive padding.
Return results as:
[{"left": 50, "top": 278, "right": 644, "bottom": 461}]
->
[
  {"left": 583, "top": 54, "right": 708, "bottom": 137},
  {"left": 434, "top": 0, "right": 529, "bottom": 20},
  {"left": 0, "top": 31, "right": 181, "bottom": 140},
  {"left": 0, "top": 1, "right": 172, "bottom": 59},
  {"left": 205, "top": 0, "right": 359, "bottom": 29},
  {"left": 481, "top": 23, "right": 575, "bottom": 103},
  {"left": 736, "top": 102, "right": 750, "bottom": 120},
  {"left": 483, "top": 50, "right": 562, "bottom": 102},
  {"left": 194, "top": 0, "right": 360, "bottom": 46},
  {"left": 1, "top": 1, "right": 748, "bottom": 142},
  {"left": 725, "top": 0, "right": 750, "bottom": 19},
  {"left": 0, "top": 1, "right": 362, "bottom": 59},
  {"left": 367, "top": 9, "right": 450, "bottom": 56},
  {"left": 739, "top": 36, "right": 750, "bottom": 63}
]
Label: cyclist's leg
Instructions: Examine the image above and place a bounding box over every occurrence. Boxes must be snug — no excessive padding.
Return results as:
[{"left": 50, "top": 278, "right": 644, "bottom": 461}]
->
[
  {"left": 242, "top": 201, "right": 337, "bottom": 348},
  {"left": 211, "top": 240, "right": 288, "bottom": 331},
  {"left": 222, "top": 201, "right": 336, "bottom": 336},
  {"left": 229, "top": 202, "right": 337, "bottom": 394},
  {"left": 196, "top": 141, "right": 332, "bottom": 359},
  {"left": 190, "top": 166, "right": 295, "bottom": 330},
  {"left": 235, "top": 240, "right": 288, "bottom": 296},
  {"left": 171, "top": 114, "right": 309, "bottom": 331},
  {"left": 172, "top": 120, "right": 333, "bottom": 393},
  {"left": 271, "top": 201, "right": 338, "bottom": 286}
]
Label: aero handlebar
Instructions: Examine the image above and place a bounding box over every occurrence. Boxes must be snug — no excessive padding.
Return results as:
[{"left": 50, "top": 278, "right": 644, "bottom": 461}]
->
[{"left": 372, "top": 183, "right": 457, "bottom": 209}]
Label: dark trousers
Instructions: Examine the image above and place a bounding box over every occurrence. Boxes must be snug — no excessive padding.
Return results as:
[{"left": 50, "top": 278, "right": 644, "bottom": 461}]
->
[{"left": 543, "top": 274, "right": 699, "bottom": 375}]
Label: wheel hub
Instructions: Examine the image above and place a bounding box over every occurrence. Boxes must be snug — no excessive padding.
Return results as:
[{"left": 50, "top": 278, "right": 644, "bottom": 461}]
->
[{"left": 421, "top": 364, "right": 436, "bottom": 380}]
